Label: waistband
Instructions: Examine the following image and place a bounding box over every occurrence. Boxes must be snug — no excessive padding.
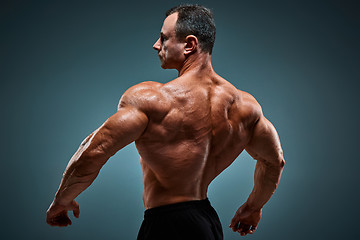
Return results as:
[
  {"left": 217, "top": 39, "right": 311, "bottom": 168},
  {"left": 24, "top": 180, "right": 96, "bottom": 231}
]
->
[{"left": 144, "top": 198, "right": 211, "bottom": 218}]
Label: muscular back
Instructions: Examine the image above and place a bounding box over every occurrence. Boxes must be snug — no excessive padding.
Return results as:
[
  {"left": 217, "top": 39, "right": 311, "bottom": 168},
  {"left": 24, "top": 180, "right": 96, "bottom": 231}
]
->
[{"left": 120, "top": 73, "right": 261, "bottom": 209}]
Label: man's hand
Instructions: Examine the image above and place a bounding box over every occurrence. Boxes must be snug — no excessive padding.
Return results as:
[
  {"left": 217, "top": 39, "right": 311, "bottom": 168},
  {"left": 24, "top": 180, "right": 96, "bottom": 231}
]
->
[
  {"left": 46, "top": 200, "right": 80, "bottom": 227},
  {"left": 229, "top": 203, "right": 262, "bottom": 236}
]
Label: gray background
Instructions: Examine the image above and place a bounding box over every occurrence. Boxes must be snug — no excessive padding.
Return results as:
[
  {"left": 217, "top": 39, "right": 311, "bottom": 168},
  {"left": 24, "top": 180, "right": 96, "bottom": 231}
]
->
[{"left": 1, "top": 0, "right": 359, "bottom": 239}]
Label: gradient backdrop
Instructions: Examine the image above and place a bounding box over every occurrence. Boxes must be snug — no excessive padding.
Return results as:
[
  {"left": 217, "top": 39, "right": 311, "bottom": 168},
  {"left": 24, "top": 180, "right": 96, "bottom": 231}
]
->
[{"left": 1, "top": 0, "right": 359, "bottom": 239}]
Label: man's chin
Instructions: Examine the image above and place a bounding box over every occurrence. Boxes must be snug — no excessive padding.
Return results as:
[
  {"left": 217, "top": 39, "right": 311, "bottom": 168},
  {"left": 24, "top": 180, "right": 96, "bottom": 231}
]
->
[
  {"left": 160, "top": 62, "right": 168, "bottom": 69},
  {"left": 159, "top": 60, "right": 176, "bottom": 70}
]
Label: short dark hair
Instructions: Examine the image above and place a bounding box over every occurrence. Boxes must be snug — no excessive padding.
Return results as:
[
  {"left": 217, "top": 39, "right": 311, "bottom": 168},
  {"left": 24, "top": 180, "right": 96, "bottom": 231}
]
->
[{"left": 166, "top": 4, "right": 216, "bottom": 54}]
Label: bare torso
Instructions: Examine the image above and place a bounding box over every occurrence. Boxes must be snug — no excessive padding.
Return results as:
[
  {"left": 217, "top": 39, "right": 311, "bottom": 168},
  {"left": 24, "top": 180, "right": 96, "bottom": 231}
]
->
[
  {"left": 47, "top": 10, "right": 284, "bottom": 234},
  {"left": 127, "top": 72, "right": 260, "bottom": 209}
]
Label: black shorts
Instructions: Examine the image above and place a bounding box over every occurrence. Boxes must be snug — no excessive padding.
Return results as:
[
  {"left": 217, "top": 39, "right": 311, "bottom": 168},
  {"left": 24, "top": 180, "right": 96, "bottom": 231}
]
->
[{"left": 137, "top": 198, "right": 223, "bottom": 240}]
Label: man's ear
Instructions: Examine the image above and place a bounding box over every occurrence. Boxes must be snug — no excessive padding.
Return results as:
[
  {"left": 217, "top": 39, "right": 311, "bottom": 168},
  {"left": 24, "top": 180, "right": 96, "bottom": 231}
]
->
[{"left": 184, "top": 35, "right": 198, "bottom": 56}]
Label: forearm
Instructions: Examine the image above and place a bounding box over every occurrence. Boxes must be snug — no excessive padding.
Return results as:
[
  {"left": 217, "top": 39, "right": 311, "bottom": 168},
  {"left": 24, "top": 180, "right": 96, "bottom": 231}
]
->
[
  {"left": 53, "top": 132, "right": 107, "bottom": 205},
  {"left": 246, "top": 159, "right": 284, "bottom": 210},
  {"left": 51, "top": 106, "right": 148, "bottom": 206},
  {"left": 54, "top": 169, "right": 100, "bottom": 205}
]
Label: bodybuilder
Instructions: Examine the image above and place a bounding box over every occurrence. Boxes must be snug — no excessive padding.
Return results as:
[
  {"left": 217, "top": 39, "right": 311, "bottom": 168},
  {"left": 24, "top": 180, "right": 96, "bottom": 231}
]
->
[{"left": 46, "top": 5, "right": 285, "bottom": 239}]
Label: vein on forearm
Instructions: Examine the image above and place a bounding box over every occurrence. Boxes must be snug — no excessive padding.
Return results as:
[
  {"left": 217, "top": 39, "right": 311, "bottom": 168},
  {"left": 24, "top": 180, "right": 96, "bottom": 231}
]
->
[
  {"left": 247, "top": 158, "right": 284, "bottom": 210},
  {"left": 55, "top": 130, "right": 106, "bottom": 203}
]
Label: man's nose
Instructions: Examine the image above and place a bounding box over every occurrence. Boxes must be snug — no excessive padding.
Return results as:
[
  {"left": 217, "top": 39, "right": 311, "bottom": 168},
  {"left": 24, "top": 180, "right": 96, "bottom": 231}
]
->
[{"left": 153, "top": 38, "right": 160, "bottom": 51}]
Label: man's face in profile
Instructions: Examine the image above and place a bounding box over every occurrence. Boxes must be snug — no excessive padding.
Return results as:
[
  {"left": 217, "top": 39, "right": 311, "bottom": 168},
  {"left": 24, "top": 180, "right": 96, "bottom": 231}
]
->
[{"left": 153, "top": 13, "right": 186, "bottom": 69}]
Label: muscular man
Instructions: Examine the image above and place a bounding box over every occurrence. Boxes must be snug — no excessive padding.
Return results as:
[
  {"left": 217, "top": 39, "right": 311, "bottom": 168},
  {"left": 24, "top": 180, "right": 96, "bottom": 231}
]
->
[{"left": 46, "top": 4, "right": 285, "bottom": 239}]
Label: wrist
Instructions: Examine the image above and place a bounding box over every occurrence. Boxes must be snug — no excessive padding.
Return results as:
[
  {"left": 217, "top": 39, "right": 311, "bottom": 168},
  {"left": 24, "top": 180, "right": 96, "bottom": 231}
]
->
[
  {"left": 54, "top": 193, "right": 72, "bottom": 206},
  {"left": 244, "top": 200, "right": 263, "bottom": 212}
]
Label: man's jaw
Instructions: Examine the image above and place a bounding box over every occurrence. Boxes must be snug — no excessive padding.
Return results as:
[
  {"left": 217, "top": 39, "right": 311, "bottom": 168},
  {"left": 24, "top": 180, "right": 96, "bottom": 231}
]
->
[{"left": 158, "top": 54, "right": 166, "bottom": 68}]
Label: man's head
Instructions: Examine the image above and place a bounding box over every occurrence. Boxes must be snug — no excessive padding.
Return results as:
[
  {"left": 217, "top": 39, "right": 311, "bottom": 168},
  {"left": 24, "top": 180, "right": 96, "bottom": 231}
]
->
[
  {"left": 153, "top": 4, "right": 216, "bottom": 70},
  {"left": 166, "top": 4, "right": 216, "bottom": 54}
]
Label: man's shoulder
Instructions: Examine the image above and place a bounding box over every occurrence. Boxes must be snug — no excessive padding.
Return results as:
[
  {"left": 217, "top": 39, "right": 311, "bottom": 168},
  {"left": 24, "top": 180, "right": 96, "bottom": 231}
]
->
[
  {"left": 125, "top": 81, "right": 163, "bottom": 94},
  {"left": 238, "top": 90, "right": 260, "bottom": 107},
  {"left": 234, "top": 89, "right": 263, "bottom": 124},
  {"left": 119, "top": 81, "right": 169, "bottom": 114},
  {"left": 122, "top": 81, "right": 163, "bottom": 98}
]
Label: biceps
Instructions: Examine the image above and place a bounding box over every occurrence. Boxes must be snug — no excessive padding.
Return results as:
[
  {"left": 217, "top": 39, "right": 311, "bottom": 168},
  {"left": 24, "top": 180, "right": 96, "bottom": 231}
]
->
[{"left": 245, "top": 116, "right": 284, "bottom": 166}]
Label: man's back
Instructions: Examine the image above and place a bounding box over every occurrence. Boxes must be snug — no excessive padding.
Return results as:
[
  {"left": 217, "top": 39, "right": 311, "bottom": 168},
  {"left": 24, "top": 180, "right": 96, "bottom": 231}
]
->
[
  {"left": 121, "top": 72, "right": 261, "bottom": 209},
  {"left": 47, "top": 5, "right": 284, "bottom": 238}
]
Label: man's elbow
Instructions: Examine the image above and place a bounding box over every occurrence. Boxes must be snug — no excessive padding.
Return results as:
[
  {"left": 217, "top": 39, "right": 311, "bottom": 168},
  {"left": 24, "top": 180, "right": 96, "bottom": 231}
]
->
[
  {"left": 276, "top": 151, "right": 285, "bottom": 169},
  {"left": 277, "top": 150, "right": 285, "bottom": 167},
  {"left": 268, "top": 153, "right": 285, "bottom": 170},
  {"left": 279, "top": 158, "right": 285, "bottom": 170},
  {"left": 83, "top": 148, "right": 109, "bottom": 167}
]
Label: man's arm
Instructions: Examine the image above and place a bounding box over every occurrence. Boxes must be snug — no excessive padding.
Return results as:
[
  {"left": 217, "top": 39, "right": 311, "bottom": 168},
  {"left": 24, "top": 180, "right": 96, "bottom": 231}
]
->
[
  {"left": 46, "top": 105, "right": 148, "bottom": 227},
  {"left": 230, "top": 114, "right": 285, "bottom": 236}
]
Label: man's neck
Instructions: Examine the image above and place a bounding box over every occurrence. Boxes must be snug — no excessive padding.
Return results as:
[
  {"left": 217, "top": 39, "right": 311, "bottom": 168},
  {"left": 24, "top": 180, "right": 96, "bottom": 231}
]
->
[{"left": 178, "top": 53, "right": 215, "bottom": 77}]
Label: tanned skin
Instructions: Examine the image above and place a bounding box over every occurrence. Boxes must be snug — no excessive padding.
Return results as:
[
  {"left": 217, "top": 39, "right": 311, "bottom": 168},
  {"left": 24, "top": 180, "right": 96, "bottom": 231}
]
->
[{"left": 46, "top": 12, "right": 285, "bottom": 237}]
